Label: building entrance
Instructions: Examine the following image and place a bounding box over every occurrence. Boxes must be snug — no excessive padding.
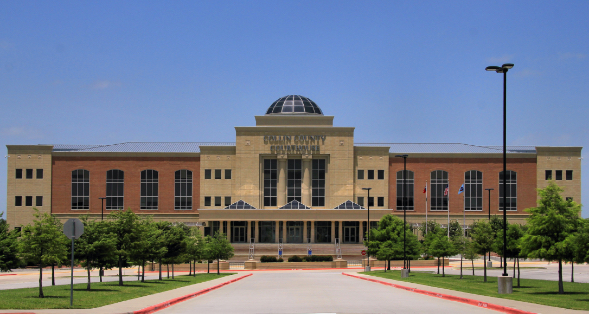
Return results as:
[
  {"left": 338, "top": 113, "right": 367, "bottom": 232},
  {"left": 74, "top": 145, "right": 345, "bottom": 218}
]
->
[
  {"left": 287, "top": 221, "right": 303, "bottom": 243},
  {"left": 231, "top": 221, "right": 247, "bottom": 243}
]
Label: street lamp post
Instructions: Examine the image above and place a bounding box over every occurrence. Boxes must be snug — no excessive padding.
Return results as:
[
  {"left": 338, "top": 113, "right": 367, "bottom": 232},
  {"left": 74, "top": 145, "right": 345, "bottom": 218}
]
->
[
  {"left": 486, "top": 62, "right": 514, "bottom": 293},
  {"left": 395, "top": 154, "right": 408, "bottom": 270},
  {"left": 362, "top": 187, "right": 372, "bottom": 272},
  {"left": 99, "top": 197, "right": 106, "bottom": 221},
  {"left": 485, "top": 188, "right": 494, "bottom": 262}
]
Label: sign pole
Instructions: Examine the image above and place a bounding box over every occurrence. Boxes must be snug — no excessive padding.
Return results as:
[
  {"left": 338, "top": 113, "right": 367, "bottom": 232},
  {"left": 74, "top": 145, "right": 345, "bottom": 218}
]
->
[{"left": 70, "top": 222, "right": 74, "bottom": 307}]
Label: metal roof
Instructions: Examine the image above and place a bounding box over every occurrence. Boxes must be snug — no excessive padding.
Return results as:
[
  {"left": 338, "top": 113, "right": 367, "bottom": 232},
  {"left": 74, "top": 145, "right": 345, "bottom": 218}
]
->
[
  {"left": 355, "top": 143, "right": 536, "bottom": 154},
  {"left": 52, "top": 142, "right": 235, "bottom": 153}
]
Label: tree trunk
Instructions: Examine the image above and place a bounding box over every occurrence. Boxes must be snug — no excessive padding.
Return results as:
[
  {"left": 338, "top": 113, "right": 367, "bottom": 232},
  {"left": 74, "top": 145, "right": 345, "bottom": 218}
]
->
[
  {"left": 483, "top": 255, "right": 487, "bottom": 283},
  {"left": 137, "top": 265, "right": 140, "bottom": 281},
  {"left": 141, "top": 260, "right": 145, "bottom": 282},
  {"left": 387, "top": 259, "right": 390, "bottom": 271},
  {"left": 558, "top": 258, "right": 564, "bottom": 294},
  {"left": 189, "top": 260, "right": 192, "bottom": 276},
  {"left": 460, "top": 255, "right": 463, "bottom": 279},
  {"left": 207, "top": 260, "right": 210, "bottom": 274},
  {"left": 39, "top": 263, "right": 44, "bottom": 298},
  {"left": 118, "top": 257, "right": 123, "bottom": 286},
  {"left": 408, "top": 259, "right": 411, "bottom": 273},
  {"left": 517, "top": 258, "right": 520, "bottom": 287},
  {"left": 172, "top": 263, "right": 175, "bottom": 279},
  {"left": 52, "top": 264, "right": 55, "bottom": 286},
  {"left": 167, "top": 264, "right": 169, "bottom": 278},
  {"left": 158, "top": 261, "right": 162, "bottom": 280},
  {"left": 99, "top": 266, "right": 103, "bottom": 282},
  {"left": 87, "top": 267, "right": 91, "bottom": 290},
  {"left": 437, "top": 258, "right": 440, "bottom": 274},
  {"left": 442, "top": 257, "right": 445, "bottom": 277},
  {"left": 193, "top": 260, "right": 197, "bottom": 277},
  {"left": 471, "top": 259, "right": 474, "bottom": 276},
  {"left": 217, "top": 258, "right": 220, "bottom": 275},
  {"left": 513, "top": 258, "right": 516, "bottom": 279},
  {"left": 571, "top": 263, "right": 574, "bottom": 283}
]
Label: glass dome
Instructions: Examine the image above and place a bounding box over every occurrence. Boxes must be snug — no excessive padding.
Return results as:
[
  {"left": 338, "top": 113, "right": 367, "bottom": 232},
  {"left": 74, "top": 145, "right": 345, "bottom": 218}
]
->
[{"left": 265, "top": 95, "right": 323, "bottom": 115}]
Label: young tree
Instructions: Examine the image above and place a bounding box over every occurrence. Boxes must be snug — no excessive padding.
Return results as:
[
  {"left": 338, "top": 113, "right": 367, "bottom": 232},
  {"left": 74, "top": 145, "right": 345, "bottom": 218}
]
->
[
  {"left": 207, "top": 231, "right": 234, "bottom": 274},
  {"left": 162, "top": 224, "right": 188, "bottom": 279},
  {"left": 184, "top": 227, "right": 205, "bottom": 276},
  {"left": 75, "top": 217, "right": 117, "bottom": 290},
  {"left": 494, "top": 223, "right": 526, "bottom": 286},
  {"left": 448, "top": 221, "right": 464, "bottom": 278},
  {"left": 471, "top": 220, "right": 494, "bottom": 282},
  {"left": 0, "top": 213, "right": 20, "bottom": 272},
  {"left": 376, "top": 241, "right": 399, "bottom": 273},
  {"left": 569, "top": 218, "right": 589, "bottom": 283},
  {"left": 429, "top": 230, "right": 454, "bottom": 277},
  {"left": 366, "top": 215, "right": 419, "bottom": 270},
  {"left": 462, "top": 239, "right": 479, "bottom": 276},
  {"left": 19, "top": 209, "right": 69, "bottom": 298},
  {"left": 108, "top": 208, "right": 140, "bottom": 286},
  {"left": 129, "top": 219, "right": 164, "bottom": 282},
  {"left": 521, "top": 182, "right": 581, "bottom": 294},
  {"left": 489, "top": 215, "right": 503, "bottom": 266},
  {"left": 420, "top": 220, "right": 443, "bottom": 272}
]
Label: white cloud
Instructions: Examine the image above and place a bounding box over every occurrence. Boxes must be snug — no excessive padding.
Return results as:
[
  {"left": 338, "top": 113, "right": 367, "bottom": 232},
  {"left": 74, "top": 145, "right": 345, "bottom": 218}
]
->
[
  {"left": 486, "top": 55, "right": 514, "bottom": 64},
  {"left": 558, "top": 52, "right": 586, "bottom": 61},
  {"left": 90, "top": 80, "right": 122, "bottom": 90},
  {"left": 1, "top": 127, "right": 44, "bottom": 139}
]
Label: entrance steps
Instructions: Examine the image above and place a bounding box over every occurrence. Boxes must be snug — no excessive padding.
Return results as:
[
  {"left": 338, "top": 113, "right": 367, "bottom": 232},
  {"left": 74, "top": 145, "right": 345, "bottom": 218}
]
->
[{"left": 229, "top": 243, "right": 366, "bottom": 261}]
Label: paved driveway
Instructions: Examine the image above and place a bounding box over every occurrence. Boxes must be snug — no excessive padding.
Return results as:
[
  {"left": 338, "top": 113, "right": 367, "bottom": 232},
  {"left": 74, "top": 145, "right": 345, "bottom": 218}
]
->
[{"left": 159, "top": 271, "right": 493, "bottom": 314}]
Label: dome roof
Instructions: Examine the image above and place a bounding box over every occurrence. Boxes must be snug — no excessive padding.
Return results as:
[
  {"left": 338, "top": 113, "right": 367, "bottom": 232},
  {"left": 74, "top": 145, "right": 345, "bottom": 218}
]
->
[{"left": 265, "top": 95, "right": 323, "bottom": 115}]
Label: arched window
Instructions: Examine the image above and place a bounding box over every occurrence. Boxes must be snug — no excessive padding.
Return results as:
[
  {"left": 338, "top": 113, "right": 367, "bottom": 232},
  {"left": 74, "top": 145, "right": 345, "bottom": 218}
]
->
[
  {"left": 106, "top": 170, "right": 124, "bottom": 210},
  {"left": 175, "top": 170, "right": 192, "bottom": 210},
  {"left": 396, "top": 170, "right": 414, "bottom": 210},
  {"left": 430, "top": 170, "right": 448, "bottom": 211},
  {"left": 499, "top": 170, "right": 517, "bottom": 211},
  {"left": 141, "top": 170, "right": 158, "bottom": 210},
  {"left": 72, "top": 169, "right": 89, "bottom": 209},
  {"left": 464, "top": 170, "right": 482, "bottom": 211}
]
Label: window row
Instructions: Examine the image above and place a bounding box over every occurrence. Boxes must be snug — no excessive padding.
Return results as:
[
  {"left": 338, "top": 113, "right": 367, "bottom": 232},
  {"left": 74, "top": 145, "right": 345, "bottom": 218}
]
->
[
  {"left": 70, "top": 169, "right": 193, "bottom": 210},
  {"left": 15, "top": 196, "right": 43, "bottom": 207},
  {"left": 263, "top": 159, "right": 326, "bottom": 207},
  {"left": 15, "top": 168, "right": 43, "bottom": 179},
  {"left": 545, "top": 170, "right": 573, "bottom": 181},
  {"left": 394, "top": 170, "right": 518, "bottom": 212},
  {"left": 204, "top": 196, "right": 232, "bottom": 207},
  {"left": 357, "top": 169, "right": 385, "bottom": 180},
  {"left": 357, "top": 196, "right": 385, "bottom": 207},
  {"left": 204, "top": 169, "right": 232, "bottom": 180}
]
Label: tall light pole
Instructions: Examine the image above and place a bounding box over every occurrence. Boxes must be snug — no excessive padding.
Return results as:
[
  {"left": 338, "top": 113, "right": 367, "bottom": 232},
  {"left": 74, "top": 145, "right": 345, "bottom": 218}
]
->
[
  {"left": 99, "top": 197, "right": 106, "bottom": 221},
  {"left": 362, "top": 187, "right": 372, "bottom": 272},
  {"left": 395, "top": 154, "right": 408, "bottom": 269},
  {"left": 485, "top": 188, "right": 494, "bottom": 262},
  {"left": 486, "top": 63, "right": 514, "bottom": 287}
]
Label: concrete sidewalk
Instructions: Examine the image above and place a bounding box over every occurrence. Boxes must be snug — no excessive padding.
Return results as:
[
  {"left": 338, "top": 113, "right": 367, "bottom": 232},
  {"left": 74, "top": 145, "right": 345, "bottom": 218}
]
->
[
  {"left": 350, "top": 272, "right": 589, "bottom": 314},
  {"left": 0, "top": 273, "right": 245, "bottom": 314}
]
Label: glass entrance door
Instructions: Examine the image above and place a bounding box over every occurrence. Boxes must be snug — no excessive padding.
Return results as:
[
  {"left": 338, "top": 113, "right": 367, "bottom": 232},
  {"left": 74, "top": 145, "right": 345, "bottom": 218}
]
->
[
  {"left": 287, "top": 226, "right": 303, "bottom": 243},
  {"left": 344, "top": 226, "right": 357, "bottom": 243},
  {"left": 231, "top": 221, "right": 247, "bottom": 243}
]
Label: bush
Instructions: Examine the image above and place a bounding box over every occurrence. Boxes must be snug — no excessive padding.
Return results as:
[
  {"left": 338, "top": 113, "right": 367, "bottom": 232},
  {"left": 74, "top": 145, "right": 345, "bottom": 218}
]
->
[
  {"left": 303, "top": 255, "right": 333, "bottom": 262},
  {"left": 260, "top": 255, "right": 279, "bottom": 263},
  {"left": 277, "top": 258, "right": 284, "bottom": 262},
  {"left": 288, "top": 255, "right": 303, "bottom": 262}
]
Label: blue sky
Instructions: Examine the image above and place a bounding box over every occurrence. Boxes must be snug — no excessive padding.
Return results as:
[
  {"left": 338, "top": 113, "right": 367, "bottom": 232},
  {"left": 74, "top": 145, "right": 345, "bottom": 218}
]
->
[{"left": 1, "top": 1, "right": 588, "bottom": 218}]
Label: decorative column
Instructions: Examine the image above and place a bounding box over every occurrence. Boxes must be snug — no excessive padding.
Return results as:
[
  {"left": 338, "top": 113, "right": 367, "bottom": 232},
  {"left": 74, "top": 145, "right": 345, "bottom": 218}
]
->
[
  {"left": 303, "top": 220, "right": 308, "bottom": 243},
  {"left": 277, "top": 156, "right": 287, "bottom": 207},
  {"left": 358, "top": 221, "right": 363, "bottom": 244},
  {"left": 310, "top": 221, "right": 315, "bottom": 243},
  {"left": 331, "top": 221, "right": 336, "bottom": 243},
  {"left": 302, "top": 156, "right": 312, "bottom": 206},
  {"left": 275, "top": 220, "right": 280, "bottom": 243},
  {"left": 338, "top": 221, "right": 343, "bottom": 242},
  {"left": 254, "top": 221, "right": 258, "bottom": 243},
  {"left": 283, "top": 221, "right": 288, "bottom": 243},
  {"left": 226, "top": 221, "right": 232, "bottom": 243}
]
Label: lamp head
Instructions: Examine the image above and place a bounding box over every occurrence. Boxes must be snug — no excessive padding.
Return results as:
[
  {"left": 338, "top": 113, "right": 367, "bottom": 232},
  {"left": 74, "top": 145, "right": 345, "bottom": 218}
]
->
[
  {"left": 486, "top": 66, "right": 501, "bottom": 71},
  {"left": 502, "top": 63, "right": 514, "bottom": 69},
  {"left": 362, "top": 187, "right": 372, "bottom": 191},
  {"left": 395, "top": 154, "right": 408, "bottom": 158}
]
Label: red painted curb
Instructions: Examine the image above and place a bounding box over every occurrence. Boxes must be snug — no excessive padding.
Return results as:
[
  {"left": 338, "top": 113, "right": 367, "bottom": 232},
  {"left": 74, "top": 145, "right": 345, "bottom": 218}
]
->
[
  {"left": 342, "top": 273, "right": 536, "bottom": 314},
  {"left": 133, "top": 273, "right": 252, "bottom": 314},
  {"left": 0, "top": 274, "right": 17, "bottom": 277}
]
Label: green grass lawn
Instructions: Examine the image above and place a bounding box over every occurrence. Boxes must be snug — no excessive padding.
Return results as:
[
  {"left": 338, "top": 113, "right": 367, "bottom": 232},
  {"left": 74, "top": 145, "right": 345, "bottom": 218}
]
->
[
  {"left": 0, "top": 273, "right": 233, "bottom": 309},
  {"left": 361, "top": 270, "right": 589, "bottom": 310}
]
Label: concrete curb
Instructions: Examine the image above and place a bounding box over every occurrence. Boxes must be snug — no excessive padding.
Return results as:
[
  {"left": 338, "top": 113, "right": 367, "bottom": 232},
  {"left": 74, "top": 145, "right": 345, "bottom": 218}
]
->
[
  {"left": 132, "top": 273, "right": 253, "bottom": 314},
  {"left": 342, "top": 273, "right": 536, "bottom": 314}
]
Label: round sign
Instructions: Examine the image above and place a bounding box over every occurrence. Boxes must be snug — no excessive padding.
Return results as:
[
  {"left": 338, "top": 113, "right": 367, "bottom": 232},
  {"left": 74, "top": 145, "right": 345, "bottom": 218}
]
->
[
  {"left": 361, "top": 250, "right": 366, "bottom": 256},
  {"left": 63, "top": 218, "right": 84, "bottom": 239}
]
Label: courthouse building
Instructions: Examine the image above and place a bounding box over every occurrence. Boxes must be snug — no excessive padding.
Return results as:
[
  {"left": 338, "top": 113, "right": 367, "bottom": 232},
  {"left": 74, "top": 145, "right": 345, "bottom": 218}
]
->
[{"left": 5, "top": 95, "right": 582, "bottom": 251}]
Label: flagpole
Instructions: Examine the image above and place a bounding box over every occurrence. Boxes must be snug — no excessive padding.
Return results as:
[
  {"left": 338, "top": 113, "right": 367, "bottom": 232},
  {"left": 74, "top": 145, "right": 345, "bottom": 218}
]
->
[
  {"left": 425, "top": 180, "right": 428, "bottom": 235},
  {"left": 447, "top": 179, "right": 450, "bottom": 238}
]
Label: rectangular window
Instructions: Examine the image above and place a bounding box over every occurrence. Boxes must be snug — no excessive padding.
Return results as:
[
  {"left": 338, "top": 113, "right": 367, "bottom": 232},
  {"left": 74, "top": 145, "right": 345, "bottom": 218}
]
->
[
  {"left": 499, "top": 171, "right": 517, "bottom": 211},
  {"left": 107, "top": 170, "right": 124, "bottom": 210},
  {"left": 555, "top": 170, "right": 562, "bottom": 180},
  {"left": 25, "top": 196, "right": 33, "bottom": 206},
  {"left": 204, "top": 169, "right": 211, "bottom": 179},
  {"left": 368, "top": 197, "right": 374, "bottom": 207},
  {"left": 72, "top": 169, "right": 90, "bottom": 209},
  {"left": 36, "top": 196, "right": 43, "bottom": 206},
  {"left": 263, "top": 159, "right": 277, "bottom": 207},
  {"left": 174, "top": 170, "right": 192, "bottom": 210},
  {"left": 464, "top": 170, "right": 483, "bottom": 211},
  {"left": 204, "top": 196, "right": 211, "bottom": 206},
  {"left": 225, "top": 196, "right": 231, "bottom": 207},
  {"left": 357, "top": 170, "right": 364, "bottom": 180},
  {"left": 215, "top": 169, "right": 222, "bottom": 179},
  {"left": 545, "top": 170, "right": 552, "bottom": 180},
  {"left": 314, "top": 221, "right": 331, "bottom": 243},
  {"left": 396, "top": 170, "right": 415, "bottom": 211},
  {"left": 430, "top": 170, "right": 449, "bottom": 211},
  {"left": 15, "top": 196, "right": 22, "bottom": 206},
  {"left": 15, "top": 169, "right": 22, "bottom": 179},
  {"left": 26, "top": 169, "right": 33, "bottom": 179},
  {"left": 215, "top": 196, "right": 221, "bottom": 207},
  {"left": 287, "top": 159, "right": 302, "bottom": 203},
  {"left": 225, "top": 169, "right": 232, "bottom": 180},
  {"left": 357, "top": 197, "right": 364, "bottom": 207},
  {"left": 36, "top": 169, "right": 43, "bottom": 179},
  {"left": 378, "top": 170, "right": 385, "bottom": 180},
  {"left": 566, "top": 170, "right": 573, "bottom": 180},
  {"left": 367, "top": 170, "right": 374, "bottom": 180},
  {"left": 140, "top": 170, "right": 158, "bottom": 210},
  {"left": 377, "top": 197, "right": 384, "bottom": 207},
  {"left": 312, "top": 159, "right": 326, "bottom": 207}
]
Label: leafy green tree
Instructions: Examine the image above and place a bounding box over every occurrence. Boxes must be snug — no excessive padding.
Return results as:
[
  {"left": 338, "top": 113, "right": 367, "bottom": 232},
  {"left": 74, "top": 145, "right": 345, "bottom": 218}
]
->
[
  {"left": 19, "top": 209, "right": 69, "bottom": 298},
  {"left": 419, "top": 220, "right": 442, "bottom": 238},
  {"left": 75, "top": 217, "right": 117, "bottom": 290},
  {"left": 366, "top": 215, "right": 419, "bottom": 270},
  {"left": 129, "top": 218, "right": 164, "bottom": 282},
  {"left": 471, "top": 220, "right": 494, "bottom": 282},
  {"left": 376, "top": 241, "right": 398, "bottom": 272},
  {"left": 429, "top": 231, "right": 453, "bottom": 277},
  {"left": 568, "top": 218, "right": 589, "bottom": 283},
  {"left": 420, "top": 221, "right": 443, "bottom": 273},
  {"left": 521, "top": 182, "right": 581, "bottom": 294},
  {"left": 462, "top": 239, "right": 479, "bottom": 276},
  {"left": 0, "top": 213, "right": 20, "bottom": 272},
  {"left": 489, "top": 215, "right": 504, "bottom": 266},
  {"left": 494, "top": 223, "right": 526, "bottom": 286},
  {"left": 448, "top": 221, "right": 465, "bottom": 278},
  {"left": 184, "top": 227, "right": 205, "bottom": 276},
  {"left": 108, "top": 208, "right": 140, "bottom": 286},
  {"left": 207, "top": 232, "right": 234, "bottom": 274},
  {"left": 162, "top": 224, "right": 188, "bottom": 279}
]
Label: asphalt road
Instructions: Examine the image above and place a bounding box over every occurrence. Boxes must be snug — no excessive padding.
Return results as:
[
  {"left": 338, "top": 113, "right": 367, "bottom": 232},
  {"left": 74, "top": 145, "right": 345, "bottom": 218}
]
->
[{"left": 159, "top": 271, "right": 493, "bottom": 314}]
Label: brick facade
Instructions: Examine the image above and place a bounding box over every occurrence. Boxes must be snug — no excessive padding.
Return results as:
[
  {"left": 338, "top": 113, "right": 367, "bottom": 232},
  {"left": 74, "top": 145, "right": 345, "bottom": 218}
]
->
[{"left": 51, "top": 157, "right": 200, "bottom": 215}]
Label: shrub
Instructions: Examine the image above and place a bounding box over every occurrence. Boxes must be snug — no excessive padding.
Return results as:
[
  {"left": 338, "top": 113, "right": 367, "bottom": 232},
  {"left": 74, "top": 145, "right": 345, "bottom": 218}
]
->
[
  {"left": 303, "top": 255, "right": 333, "bottom": 262},
  {"left": 288, "top": 255, "right": 303, "bottom": 262},
  {"left": 277, "top": 258, "right": 284, "bottom": 262},
  {"left": 260, "top": 255, "right": 278, "bottom": 263}
]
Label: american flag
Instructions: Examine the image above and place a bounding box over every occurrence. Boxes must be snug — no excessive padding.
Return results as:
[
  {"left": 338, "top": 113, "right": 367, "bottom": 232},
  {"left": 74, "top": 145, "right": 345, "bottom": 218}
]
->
[{"left": 443, "top": 184, "right": 449, "bottom": 196}]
